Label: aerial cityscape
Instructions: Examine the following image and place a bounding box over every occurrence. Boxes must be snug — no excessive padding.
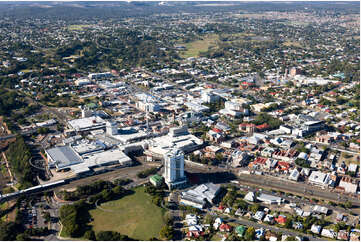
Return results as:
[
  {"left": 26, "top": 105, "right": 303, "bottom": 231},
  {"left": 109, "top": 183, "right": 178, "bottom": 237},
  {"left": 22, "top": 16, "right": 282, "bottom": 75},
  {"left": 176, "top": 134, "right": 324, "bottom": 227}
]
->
[{"left": 0, "top": 1, "right": 359, "bottom": 241}]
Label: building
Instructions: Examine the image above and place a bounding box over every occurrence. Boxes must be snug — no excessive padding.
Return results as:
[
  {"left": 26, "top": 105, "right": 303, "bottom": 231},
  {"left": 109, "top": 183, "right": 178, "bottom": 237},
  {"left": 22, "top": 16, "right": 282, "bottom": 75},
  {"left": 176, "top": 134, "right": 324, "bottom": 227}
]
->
[
  {"left": 68, "top": 116, "right": 106, "bottom": 132},
  {"left": 311, "top": 224, "right": 322, "bottom": 234},
  {"left": 106, "top": 121, "right": 118, "bottom": 136},
  {"left": 289, "top": 169, "right": 300, "bottom": 181},
  {"left": 136, "top": 101, "right": 160, "bottom": 112},
  {"left": 338, "top": 176, "right": 358, "bottom": 194},
  {"left": 235, "top": 225, "right": 246, "bottom": 237},
  {"left": 312, "top": 205, "right": 329, "bottom": 215},
  {"left": 88, "top": 72, "right": 113, "bottom": 80},
  {"left": 163, "top": 148, "right": 187, "bottom": 189},
  {"left": 149, "top": 126, "right": 203, "bottom": 156},
  {"left": 308, "top": 171, "right": 331, "bottom": 187},
  {"left": 75, "top": 78, "right": 91, "bottom": 86},
  {"left": 180, "top": 183, "right": 221, "bottom": 209},
  {"left": 150, "top": 174, "right": 164, "bottom": 187},
  {"left": 257, "top": 193, "right": 283, "bottom": 205},
  {"left": 201, "top": 91, "right": 220, "bottom": 103},
  {"left": 45, "top": 146, "right": 83, "bottom": 171}
]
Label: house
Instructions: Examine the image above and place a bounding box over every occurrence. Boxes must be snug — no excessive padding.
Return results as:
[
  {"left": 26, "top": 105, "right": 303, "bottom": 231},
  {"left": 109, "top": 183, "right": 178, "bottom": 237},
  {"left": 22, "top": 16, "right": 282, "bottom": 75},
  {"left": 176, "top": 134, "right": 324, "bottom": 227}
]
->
[
  {"left": 293, "top": 222, "right": 303, "bottom": 230},
  {"left": 243, "top": 191, "right": 255, "bottom": 202},
  {"left": 207, "top": 129, "right": 225, "bottom": 143},
  {"left": 213, "top": 217, "right": 223, "bottom": 230},
  {"left": 275, "top": 215, "right": 287, "bottom": 225},
  {"left": 235, "top": 225, "right": 246, "bottom": 237},
  {"left": 239, "top": 123, "right": 256, "bottom": 134},
  {"left": 289, "top": 169, "right": 300, "bottom": 181},
  {"left": 336, "top": 213, "right": 344, "bottom": 222},
  {"left": 235, "top": 208, "right": 244, "bottom": 216},
  {"left": 185, "top": 214, "right": 198, "bottom": 226},
  {"left": 337, "top": 230, "right": 349, "bottom": 240},
  {"left": 349, "top": 231, "right": 360, "bottom": 241},
  {"left": 186, "top": 230, "right": 203, "bottom": 238},
  {"left": 310, "top": 224, "right": 322, "bottom": 234},
  {"left": 224, "top": 207, "right": 231, "bottom": 214},
  {"left": 263, "top": 214, "right": 275, "bottom": 224},
  {"left": 219, "top": 223, "right": 232, "bottom": 232},
  {"left": 253, "top": 211, "right": 265, "bottom": 221},
  {"left": 338, "top": 176, "right": 358, "bottom": 194},
  {"left": 231, "top": 150, "right": 250, "bottom": 167},
  {"left": 255, "top": 228, "right": 265, "bottom": 239},
  {"left": 265, "top": 231, "right": 278, "bottom": 241},
  {"left": 312, "top": 205, "right": 328, "bottom": 215},
  {"left": 321, "top": 228, "right": 336, "bottom": 239}
]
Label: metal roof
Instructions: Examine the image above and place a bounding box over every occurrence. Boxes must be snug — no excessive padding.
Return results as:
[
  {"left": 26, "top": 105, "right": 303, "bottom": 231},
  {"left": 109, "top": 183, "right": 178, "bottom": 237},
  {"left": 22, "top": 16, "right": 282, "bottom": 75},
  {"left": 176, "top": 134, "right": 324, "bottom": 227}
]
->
[{"left": 46, "top": 146, "right": 83, "bottom": 169}]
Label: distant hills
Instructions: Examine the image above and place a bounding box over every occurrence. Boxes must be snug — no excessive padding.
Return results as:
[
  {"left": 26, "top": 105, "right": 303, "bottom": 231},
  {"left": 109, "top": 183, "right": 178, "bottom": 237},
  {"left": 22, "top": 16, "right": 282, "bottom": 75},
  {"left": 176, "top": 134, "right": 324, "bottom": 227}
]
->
[{"left": 0, "top": 1, "right": 358, "bottom": 19}]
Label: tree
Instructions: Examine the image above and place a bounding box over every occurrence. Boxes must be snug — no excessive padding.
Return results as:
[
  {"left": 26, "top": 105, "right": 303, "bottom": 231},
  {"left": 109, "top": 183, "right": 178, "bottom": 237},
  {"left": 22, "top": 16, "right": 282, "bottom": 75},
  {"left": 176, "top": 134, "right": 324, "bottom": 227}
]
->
[
  {"left": 344, "top": 201, "right": 352, "bottom": 209},
  {"left": 43, "top": 211, "right": 51, "bottom": 223},
  {"left": 159, "top": 225, "right": 174, "bottom": 240},
  {"left": 249, "top": 204, "right": 260, "bottom": 214},
  {"left": 84, "top": 230, "right": 96, "bottom": 241},
  {"left": 244, "top": 227, "right": 255, "bottom": 241},
  {"left": 16, "top": 233, "right": 30, "bottom": 241}
]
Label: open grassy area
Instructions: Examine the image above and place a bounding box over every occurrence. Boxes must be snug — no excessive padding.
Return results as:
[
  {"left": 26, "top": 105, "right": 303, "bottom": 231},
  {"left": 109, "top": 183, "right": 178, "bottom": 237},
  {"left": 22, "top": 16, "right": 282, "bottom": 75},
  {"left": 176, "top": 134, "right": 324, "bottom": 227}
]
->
[
  {"left": 339, "top": 152, "right": 359, "bottom": 165},
  {"left": 179, "top": 34, "right": 219, "bottom": 58},
  {"left": 89, "top": 186, "right": 165, "bottom": 240},
  {"left": 68, "top": 24, "right": 92, "bottom": 31},
  {"left": 282, "top": 40, "right": 303, "bottom": 48}
]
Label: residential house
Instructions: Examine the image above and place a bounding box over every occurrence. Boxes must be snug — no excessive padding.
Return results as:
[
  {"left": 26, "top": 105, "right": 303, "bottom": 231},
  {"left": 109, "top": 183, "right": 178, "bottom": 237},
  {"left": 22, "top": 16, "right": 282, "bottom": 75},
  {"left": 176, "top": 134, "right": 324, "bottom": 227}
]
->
[
  {"left": 310, "top": 224, "right": 322, "bottom": 235},
  {"left": 244, "top": 192, "right": 255, "bottom": 202},
  {"left": 263, "top": 214, "right": 275, "bottom": 224},
  {"left": 253, "top": 211, "right": 265, "bottom": 221},
  {"left": 312, "top": 205, "right": 329, "bottom": 215},
  {"left": 219, "top": 223, "right": 232, "bottom": 232},
  {"left": 231, "top": 150, "right": 250, "bottom": 167},
  {"left": 235, "top": 225, "right": 246, "bottom": 237},
  {"left": 275, "top": 215, "right": 287, "bottom": 225},
  {"left": 255, "top": 228, "right": 265, "bottom": 239},
  {"left": 321, "top": 228, "right": 336, "bottom": 239},
  {"left": 337, "top": 230, "right": 349, "bottom": 240}
]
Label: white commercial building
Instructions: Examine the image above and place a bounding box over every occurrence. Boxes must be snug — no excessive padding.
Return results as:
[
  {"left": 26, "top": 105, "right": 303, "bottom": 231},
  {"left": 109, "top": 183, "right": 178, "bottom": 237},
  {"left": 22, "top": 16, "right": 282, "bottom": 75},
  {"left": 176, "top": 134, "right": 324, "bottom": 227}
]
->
[
  {"left": 163, "top": 148, "right": 187, "bottom": 189},
  {"left": 136, "top": 101, "right": 161, "bottom": 112},
  {"left": 149, "top": 126, "right": 203, "bottom": 156},
  {"left": 68, "top": 116, "right": 106, "bottom": 132},
  {"left": 180, "top": 183, "right": 221, "bottom": 209},
  {"left": 308, "top": 171, "right": 331, "bottom": 187}
]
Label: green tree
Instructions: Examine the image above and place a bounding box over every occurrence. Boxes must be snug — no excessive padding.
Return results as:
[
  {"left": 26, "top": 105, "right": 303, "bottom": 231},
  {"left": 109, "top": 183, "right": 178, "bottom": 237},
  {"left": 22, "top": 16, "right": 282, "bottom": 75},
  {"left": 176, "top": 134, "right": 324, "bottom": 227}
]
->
[
  {"left": 244, "top": 227, "right": 255, "bottom": 241},
  {"left": 344, "top": 201, "right": 352, "bottom": 209},
  {"left": 159, "top": 225, "right": 174, "bottom": 240},
  {"left": 84, "top": 230, "right": 96, "bottom": 241}
]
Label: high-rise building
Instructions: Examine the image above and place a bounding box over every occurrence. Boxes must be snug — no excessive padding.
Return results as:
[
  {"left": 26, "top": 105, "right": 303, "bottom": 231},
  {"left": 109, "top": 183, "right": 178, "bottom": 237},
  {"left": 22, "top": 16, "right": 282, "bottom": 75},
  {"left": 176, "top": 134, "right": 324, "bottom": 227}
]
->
[
  {"left": 106, "top": 121, "right": 118, "bottom": 136},
  {"left": 163, "top": 148, "right": 187, "bottom": 189}
]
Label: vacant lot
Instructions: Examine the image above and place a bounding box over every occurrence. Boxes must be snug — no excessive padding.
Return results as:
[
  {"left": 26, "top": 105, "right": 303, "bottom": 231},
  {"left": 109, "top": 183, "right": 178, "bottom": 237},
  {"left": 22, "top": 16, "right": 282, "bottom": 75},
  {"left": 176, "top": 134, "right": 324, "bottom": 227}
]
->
[
  {"left": 89, "top": 186, "right": 165, "bottom": 240},
  {"left": 180, "top": 34, "right": 219, "bottom": 58}
]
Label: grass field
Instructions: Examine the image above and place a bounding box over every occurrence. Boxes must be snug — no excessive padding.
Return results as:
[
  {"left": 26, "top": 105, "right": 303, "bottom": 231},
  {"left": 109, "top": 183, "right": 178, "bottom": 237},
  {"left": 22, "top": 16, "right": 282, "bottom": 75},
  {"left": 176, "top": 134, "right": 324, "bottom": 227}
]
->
[
  {"left": 68, "top": 24, "right": 92, "bottom": 31},
  {"left": 179, "top": 34, "right": 219, "bottom": 58},
  {"left": 282, "top": 41, "right": 303, "bottom": 48},
  {"left": 89, "top": 186, "right": 165, "bottom": 240}
]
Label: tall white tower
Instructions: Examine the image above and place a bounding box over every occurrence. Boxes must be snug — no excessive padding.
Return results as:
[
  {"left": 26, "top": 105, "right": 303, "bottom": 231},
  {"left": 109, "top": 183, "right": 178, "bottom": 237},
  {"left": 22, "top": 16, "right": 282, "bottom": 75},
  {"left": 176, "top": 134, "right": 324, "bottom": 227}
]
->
[
  {"left": 106, "top": 121, "right": 118, "bottom": 136},
  {"left": 163, "top": 148, "right": 187, "bottom": 189}
]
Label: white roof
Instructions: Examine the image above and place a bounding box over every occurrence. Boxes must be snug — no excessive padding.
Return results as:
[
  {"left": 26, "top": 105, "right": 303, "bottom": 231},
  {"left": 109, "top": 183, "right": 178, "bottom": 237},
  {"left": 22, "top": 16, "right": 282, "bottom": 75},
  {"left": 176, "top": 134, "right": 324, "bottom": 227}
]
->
[{"left": 68, "top": 116, "right": 106, "bottom": 131}]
